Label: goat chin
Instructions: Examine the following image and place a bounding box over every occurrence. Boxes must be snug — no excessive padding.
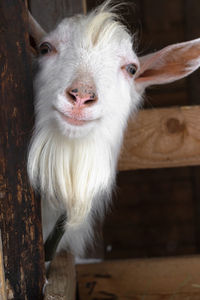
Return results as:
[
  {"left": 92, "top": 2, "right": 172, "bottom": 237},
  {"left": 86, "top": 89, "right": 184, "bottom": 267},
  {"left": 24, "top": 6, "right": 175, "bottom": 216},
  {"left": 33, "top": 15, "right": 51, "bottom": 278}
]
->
[{"left": 28, "top": 116, "right": 126, "bottom": 257}]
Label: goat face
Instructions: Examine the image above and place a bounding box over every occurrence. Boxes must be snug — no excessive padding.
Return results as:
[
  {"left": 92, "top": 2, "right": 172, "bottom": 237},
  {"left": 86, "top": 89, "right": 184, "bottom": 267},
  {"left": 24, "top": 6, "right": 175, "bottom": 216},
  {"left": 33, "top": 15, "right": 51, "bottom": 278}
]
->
[{"left": 35, "top": 14, "right": 140, "bottom": 139}]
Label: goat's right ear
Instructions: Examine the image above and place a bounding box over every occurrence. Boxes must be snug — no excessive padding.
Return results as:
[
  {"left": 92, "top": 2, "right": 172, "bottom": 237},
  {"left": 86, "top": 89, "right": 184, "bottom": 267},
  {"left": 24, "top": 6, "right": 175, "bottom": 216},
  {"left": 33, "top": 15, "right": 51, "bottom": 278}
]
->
[
  {"left": 135, "top": 38, "right": 200, "bottom": 93},
  {"left": 28, "top": 11, "right": 46, "bottom": 55}
]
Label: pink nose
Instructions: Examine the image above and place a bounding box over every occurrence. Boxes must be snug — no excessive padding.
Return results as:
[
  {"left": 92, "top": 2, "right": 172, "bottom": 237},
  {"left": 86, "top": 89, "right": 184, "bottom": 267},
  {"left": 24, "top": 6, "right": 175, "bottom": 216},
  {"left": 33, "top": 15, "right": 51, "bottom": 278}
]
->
[{"left": 66, "top": 84, "right": 97, "bottom": 106}]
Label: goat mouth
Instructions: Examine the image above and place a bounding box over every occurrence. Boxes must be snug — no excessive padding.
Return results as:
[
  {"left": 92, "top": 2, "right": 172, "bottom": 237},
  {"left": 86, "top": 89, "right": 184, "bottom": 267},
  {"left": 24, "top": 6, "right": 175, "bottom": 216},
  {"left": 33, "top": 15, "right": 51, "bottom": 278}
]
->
[{"left": 56, "top": 110, "right": 90, "bottom": 126}]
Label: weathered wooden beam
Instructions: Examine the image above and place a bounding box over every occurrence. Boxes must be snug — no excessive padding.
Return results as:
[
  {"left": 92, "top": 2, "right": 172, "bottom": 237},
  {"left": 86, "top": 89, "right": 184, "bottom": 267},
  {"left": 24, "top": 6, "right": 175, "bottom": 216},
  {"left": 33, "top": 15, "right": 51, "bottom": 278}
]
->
[
  {"left": 0, "top": 1, "right": 45, "bottom": 299},
  {"left": 44, "top": 252, "right": 76, "bottom": 300},
  {"left": 119, "top": 106, "right": 200, "bottom": 171},
  {"left": 77, "top": 255, "right": 200, "bottom": 299},
  {"left": 0, "top": 231, "right": 6, "bottom": 300}
]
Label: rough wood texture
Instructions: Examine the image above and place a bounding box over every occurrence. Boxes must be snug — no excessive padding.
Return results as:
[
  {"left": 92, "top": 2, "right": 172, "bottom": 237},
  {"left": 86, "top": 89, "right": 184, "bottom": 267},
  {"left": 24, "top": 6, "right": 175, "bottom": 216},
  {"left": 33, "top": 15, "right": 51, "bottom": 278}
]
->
[
  {"left": 0, "top": 1, "right": 45, "bottom": 299},
  {"left": 0, "top": 232, "right": 6, "bottom": 300},
  {"left": 77, "top": 255, "right": 200, "bottom": 300},
  {"left": 119, "top": 106, "right": 200, "bottom": 171},
  {"left": 45, "top": 252, "right": 76, "bottom": 300}
]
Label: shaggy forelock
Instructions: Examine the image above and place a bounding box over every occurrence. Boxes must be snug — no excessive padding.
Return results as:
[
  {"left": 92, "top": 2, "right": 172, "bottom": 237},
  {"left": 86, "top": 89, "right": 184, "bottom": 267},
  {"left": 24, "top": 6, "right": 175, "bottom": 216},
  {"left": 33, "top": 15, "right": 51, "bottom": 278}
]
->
[
  {"left": 53, "top": 1, "right": 131, "bottom": 51},
  {"left": 84, "top": 7, "right": 129, "bottom": 48}
]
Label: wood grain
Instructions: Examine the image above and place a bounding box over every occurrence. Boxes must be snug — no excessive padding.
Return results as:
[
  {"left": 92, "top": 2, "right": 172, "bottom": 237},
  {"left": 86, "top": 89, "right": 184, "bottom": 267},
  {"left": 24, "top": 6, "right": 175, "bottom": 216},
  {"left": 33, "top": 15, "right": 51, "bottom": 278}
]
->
[
  {"left": 119, "top": 106, "right": 200, "bottom": 171},
  {"left": 0, "top": 1, "right": 45, "bottom": 299},
  {"left": 0, "top": 231, "right": 6, "bottom": 300},
  {"left": 77, "top": 255, "right": 200, "bottom": 300},
  {"left": 45, "top": 252, "right": 76, "bottom": 300}
]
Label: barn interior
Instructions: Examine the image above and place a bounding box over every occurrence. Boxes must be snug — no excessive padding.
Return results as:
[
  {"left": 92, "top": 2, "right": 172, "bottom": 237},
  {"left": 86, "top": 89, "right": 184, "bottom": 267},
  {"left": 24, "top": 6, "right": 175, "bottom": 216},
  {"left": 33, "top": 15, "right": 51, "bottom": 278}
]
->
[{"left": 1, "top": 0, "right": 200, "bottom": 299}]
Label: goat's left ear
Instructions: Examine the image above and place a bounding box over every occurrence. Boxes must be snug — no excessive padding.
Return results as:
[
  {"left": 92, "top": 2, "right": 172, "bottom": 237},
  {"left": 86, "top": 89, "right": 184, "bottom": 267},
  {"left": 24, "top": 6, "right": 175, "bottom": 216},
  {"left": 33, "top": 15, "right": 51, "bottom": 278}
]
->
[{"left": 135, "top": 38, "right": 200, "bottom": 91}]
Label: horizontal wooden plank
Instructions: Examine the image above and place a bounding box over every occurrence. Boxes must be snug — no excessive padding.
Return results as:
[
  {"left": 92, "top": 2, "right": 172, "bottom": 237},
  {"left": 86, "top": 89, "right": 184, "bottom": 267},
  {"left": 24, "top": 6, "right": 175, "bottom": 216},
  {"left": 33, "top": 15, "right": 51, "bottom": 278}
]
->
[
  {"left": 77, "top": 255, "right": 200, "bottom": 300},
  {"left": 119, "top": 105, "right": 200, "bottom": 170},
  {"left": 44, "top": 252, "right": 76, "bottom": 300}
]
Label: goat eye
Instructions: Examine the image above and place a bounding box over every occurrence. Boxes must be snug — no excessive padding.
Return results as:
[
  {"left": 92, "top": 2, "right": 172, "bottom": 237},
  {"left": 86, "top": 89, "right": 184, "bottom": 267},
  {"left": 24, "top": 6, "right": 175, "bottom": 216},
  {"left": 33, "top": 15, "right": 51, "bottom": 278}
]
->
[
  {"left": 125, "top": 63, "right": 138, "bottom": 76},
  {"left": 39, "top": 42, "right": 53, "bottom": 55}
]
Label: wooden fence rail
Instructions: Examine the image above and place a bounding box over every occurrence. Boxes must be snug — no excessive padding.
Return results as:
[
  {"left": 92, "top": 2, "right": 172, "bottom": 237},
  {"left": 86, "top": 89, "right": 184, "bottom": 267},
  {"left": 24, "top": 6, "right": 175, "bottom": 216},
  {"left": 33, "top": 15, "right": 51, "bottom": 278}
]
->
[{"left": 119, "top": 105, "right": 200, "bottom": 171}]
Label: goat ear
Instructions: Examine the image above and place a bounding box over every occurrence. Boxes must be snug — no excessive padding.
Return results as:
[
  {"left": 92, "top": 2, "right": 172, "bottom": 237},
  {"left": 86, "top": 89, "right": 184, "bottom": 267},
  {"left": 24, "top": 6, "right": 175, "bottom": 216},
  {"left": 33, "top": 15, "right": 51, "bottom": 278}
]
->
[
  {"left": 135, "top": 38, "right": 200, "bottom": 91},
  {"left": 28, "top": 11, "right": 46, "bottom": 55}
]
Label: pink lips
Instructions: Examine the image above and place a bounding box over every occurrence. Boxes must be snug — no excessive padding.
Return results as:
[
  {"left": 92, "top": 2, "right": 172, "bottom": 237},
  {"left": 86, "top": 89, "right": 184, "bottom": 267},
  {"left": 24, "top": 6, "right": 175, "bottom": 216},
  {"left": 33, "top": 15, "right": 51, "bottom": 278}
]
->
[{"left": 58, "top": 110, "right": 89, "bottom": 126}]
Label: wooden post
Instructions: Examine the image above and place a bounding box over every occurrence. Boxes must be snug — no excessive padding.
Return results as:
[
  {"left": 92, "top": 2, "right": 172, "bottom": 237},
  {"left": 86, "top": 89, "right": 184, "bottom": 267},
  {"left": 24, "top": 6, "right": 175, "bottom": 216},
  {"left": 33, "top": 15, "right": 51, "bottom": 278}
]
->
[
  {"left": 0, "top": 1, "right": 45, "bottom": 299},
  {"left": 45, "top": 252, "right": 76, "bottom": 300},
  {"left": 0, "top": 232, "right": 6, "bottom": 300}
]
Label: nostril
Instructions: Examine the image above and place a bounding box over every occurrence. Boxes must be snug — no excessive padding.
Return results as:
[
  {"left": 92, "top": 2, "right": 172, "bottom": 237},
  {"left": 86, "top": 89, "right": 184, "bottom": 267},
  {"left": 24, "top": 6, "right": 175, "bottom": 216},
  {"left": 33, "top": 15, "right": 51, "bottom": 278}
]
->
[
  {"left": 70, "top": 93, "right": 76, "bottom": 101},
  {"left": 84, "top": 99, "right": 96, "bottom": 105},
  {"left": 67, "top": 90, "right": 77, "bottom": 103},
  {"left": 84, "top": 92, "right": 97, "bottom": 105}
]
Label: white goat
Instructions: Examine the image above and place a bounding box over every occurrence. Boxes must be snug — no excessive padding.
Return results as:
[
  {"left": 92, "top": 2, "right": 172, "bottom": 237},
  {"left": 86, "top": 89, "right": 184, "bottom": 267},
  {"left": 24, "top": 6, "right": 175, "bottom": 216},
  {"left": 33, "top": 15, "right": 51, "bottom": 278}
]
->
[{"left": 28, "top": 1, "right": 200, "bottom": 259}]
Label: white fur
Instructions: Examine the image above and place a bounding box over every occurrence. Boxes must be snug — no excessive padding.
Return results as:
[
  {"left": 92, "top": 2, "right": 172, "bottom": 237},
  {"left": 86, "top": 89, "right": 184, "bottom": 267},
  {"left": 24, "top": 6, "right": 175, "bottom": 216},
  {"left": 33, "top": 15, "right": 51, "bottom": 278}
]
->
[{"left": 28, "top": 2, "right": 142, "bottom": 257}]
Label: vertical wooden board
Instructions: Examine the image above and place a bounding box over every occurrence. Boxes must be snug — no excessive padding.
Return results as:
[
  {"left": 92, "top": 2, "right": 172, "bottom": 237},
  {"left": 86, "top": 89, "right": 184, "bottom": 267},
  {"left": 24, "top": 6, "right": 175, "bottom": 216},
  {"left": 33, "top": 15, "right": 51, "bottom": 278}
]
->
[
  {"left": 0, "top": 1, "right": 45, "bottom": 299},
  {"left": 184, "top": 0, "right": 200, "bottom": 39},
  {"left": 29, "top": 0, "right": 85, "bottom": 31},
  {"left": 141, "top": 0, "right": 184, "bottom": 48},
  {"left": 191, "top": 167, "right": 200, "bottom": 253},
  {"left": 0, "top": 232, "right": 6, "bottom": 300},
  {"left": 184, "top": 0, "right": 200, "bottom": 105},
  {"left": 140, "top": 0, "right": 188, "bottom": 108}
]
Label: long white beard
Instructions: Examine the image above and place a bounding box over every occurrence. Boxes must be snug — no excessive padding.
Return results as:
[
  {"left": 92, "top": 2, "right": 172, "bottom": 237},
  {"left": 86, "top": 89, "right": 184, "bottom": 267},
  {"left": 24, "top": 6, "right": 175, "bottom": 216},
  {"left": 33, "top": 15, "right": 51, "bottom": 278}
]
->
[
  {"left": 27, "top": 111, "right": 127, "bottom": 256},
  {"left": 28, "top": 124, "right": 118, "bottom": 228}
]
